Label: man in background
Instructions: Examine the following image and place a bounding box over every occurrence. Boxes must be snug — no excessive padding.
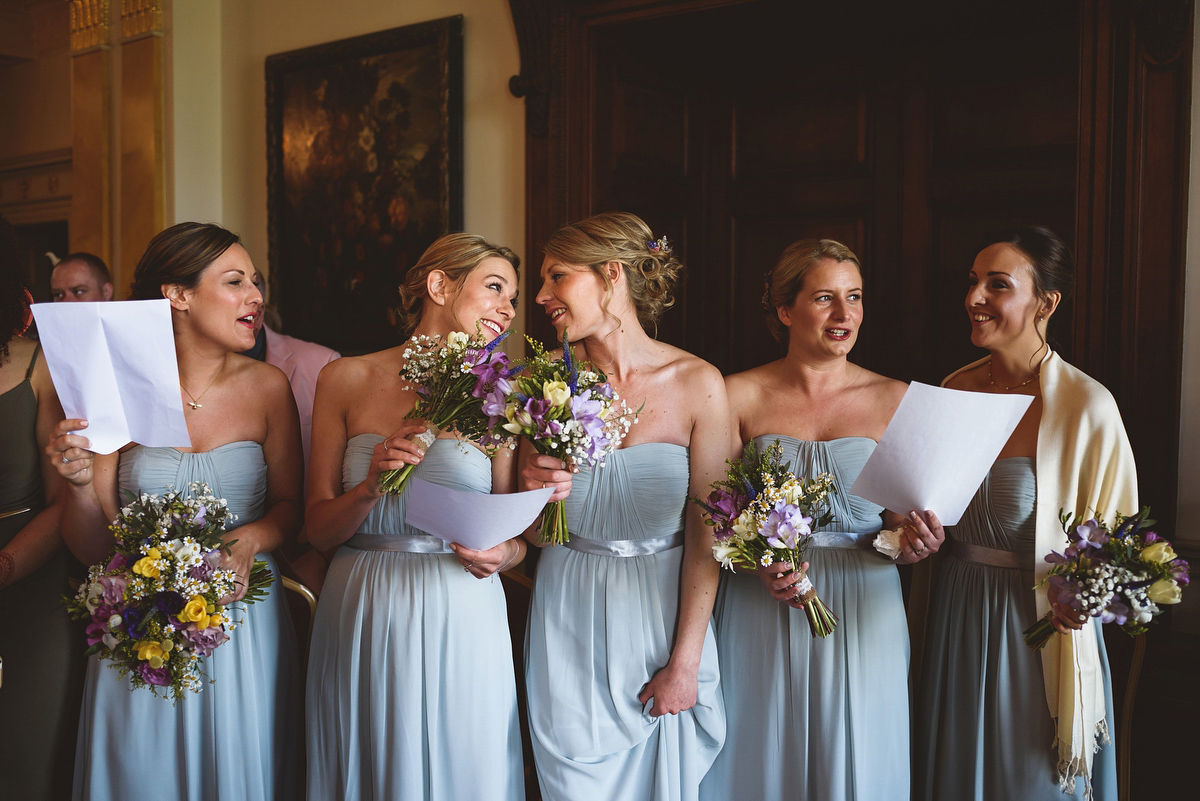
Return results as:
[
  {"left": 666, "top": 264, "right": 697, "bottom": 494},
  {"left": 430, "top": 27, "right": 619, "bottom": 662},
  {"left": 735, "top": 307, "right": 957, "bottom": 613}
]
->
[{"left": 49, "top": 253, "right": 113, "bottom": 302}]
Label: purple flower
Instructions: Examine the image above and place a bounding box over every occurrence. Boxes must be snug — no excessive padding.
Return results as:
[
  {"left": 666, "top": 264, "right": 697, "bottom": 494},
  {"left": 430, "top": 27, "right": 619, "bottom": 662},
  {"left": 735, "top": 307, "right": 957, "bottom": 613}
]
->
[
  {"left": 189, "top": 549, "right": 222, "bottom": 582},
  {"left": 481, "top": 387, "right": 509, "bottom": 419},
  {"left": 191, "top": 504, "right": 208, "bottom": 527},
  {"left": 98, "top": 575, "right": 128, "bottom": 606},
  {"left": 85, "top": 619, "right": 108, "bottom": 647},
  {"left": 122, "top": 606, "right": 146, "bottom": 638},
  {"left": 1044, "top": 549, "right": 1071, "bottom": 565},
  {"left": 154, "top": 591, "right": 186, "bottom": 617},
  {"left": 183, "top": 623, "right": 229, "bottom": 658},
  {"left": 1144, "top": 531, "right": 1160, "bottom": 543},
  {"left": 762, "top": 501, "right": 812, "bottom": 550},
  {"left": 592, "top": 382, "right": 615, "bottom": 400},
  {"left": 471, "top": 353, "right": 515, "bottom": 399},
  {"left": 105, "top": 552, "right": 128, "bottom": 572},
  {"left": 1074, "top": 519, "right": 1109, "bottom": 549},
  {"left": 1098, "top": 599, "right": 1129, "bottom": 625},
  {"left": 137, "top": 662, "right": 171, "bottom": 686}
]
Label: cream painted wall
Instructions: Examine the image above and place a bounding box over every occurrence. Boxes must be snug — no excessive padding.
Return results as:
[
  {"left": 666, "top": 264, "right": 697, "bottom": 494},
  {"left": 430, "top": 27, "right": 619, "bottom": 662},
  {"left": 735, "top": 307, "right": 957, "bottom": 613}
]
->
[
  {"left": 169, "top": 0, "right": 526, "bottom": 344},
  {"left": 1181, "top": 8, "right": 1200, "bottom": 547}
]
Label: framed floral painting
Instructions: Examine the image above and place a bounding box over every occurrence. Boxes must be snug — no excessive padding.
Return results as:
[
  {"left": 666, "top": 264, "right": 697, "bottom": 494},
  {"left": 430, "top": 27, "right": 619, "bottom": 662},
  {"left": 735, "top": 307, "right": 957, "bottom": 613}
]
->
[{"left": 266, "top": 16, "right": 463, "bottom": 353}]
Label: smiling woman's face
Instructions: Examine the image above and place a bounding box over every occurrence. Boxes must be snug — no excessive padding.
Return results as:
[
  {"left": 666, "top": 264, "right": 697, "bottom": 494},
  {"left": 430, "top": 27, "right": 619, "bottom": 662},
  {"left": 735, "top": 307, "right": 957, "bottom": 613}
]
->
[
  {"left": 965, "top": 242, "right": 1044, "bottom": 352},
  {"left": 176, "top": 244, "right": 263, "bottom": 351},
  {"left": 446, "top": 256, "right": 519, "bottom": 341},
  {"left": 778, "top": 257, "right": 864, "bottom": 360}
]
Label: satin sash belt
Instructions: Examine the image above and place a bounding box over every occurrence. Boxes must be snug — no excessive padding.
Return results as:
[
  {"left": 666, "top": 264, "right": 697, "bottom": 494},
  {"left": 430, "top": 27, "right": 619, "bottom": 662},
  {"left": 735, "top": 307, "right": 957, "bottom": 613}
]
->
[
  {"left": 0, "top": 506, "right": 32, "bottom": 521},
  {"left": 945, "top": 538, "right": 1027, "bottom": 569},
  {"left": 562, "top": 530, "right": 683, "bottom": 557},
  {"left": 808, "top": 530, "right": 877, "bottom": 550},
  {"left": 344, "top": 531, "right": 453, "bottom": 554}
]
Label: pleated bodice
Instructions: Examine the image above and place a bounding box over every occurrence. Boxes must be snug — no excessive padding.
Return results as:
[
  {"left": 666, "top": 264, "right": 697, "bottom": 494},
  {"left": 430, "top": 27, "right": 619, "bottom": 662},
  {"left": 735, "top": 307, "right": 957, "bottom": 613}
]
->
[
  {"left": 949, "top": 457, "right": 1036, "bottom": 555},
  {"left": 751, "top": 435, "right": 883, "bottom": 539},
  {"left": 564, "top": 442, "right": 688, "bottom": 542},
  {"left": 342, "top": 434, "right": 491, "bottom": 539},
  {"left": 118, "top": 441, "right": 266, "bottom": 525}
]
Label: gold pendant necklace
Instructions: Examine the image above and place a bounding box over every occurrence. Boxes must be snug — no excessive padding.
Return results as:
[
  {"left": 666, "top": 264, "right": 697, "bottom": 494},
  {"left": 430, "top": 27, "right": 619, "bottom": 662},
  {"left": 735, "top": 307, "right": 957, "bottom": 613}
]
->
[
  {"left": 181, "top": 363, "right": 224, "bottom": 410},
  {"left": 988, "top": 360, "right": 1039, "bottom": 391}
]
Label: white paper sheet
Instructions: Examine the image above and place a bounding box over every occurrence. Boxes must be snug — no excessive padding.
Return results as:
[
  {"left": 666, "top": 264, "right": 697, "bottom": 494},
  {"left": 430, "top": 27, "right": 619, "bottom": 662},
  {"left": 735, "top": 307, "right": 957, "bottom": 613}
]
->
[
  {"left": 405, "top": 477, "right": 554, "bottom": 552},
  {"left": 848, "top": 382, "right": 1033, "bottom": 526},
  {"left": 31, "top": 299, "right": 191, "bottom": 454}
]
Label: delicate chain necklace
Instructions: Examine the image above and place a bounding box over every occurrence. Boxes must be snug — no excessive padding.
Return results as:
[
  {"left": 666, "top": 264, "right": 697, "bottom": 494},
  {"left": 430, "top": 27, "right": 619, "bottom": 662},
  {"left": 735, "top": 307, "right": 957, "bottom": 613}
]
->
[
  {"left": 988, "top": 360, "right": 1040, "bottom": 391},
  {"left": 181, "top": 363, "right": 224, "bottom": 410}
]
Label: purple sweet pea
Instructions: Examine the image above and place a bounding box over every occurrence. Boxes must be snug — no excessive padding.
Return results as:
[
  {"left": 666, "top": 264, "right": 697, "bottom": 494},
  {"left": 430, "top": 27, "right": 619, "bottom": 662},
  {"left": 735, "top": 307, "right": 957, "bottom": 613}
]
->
[
  {"left": 1098, "top": 599, "right": 1129, "bottom": 625},
  {"left": 1074, "top": 519, "right": 1109, "bottom": 549},
  {"left": 191, "top": 504, "right": 208, "bottom": 527},
  {"left": 1144, "top": 531, "right": 1160, "bottom": 543},
  {"left": 104, "top": 552, "right": 128, "bottom": 572},
  {"left": 762, "top": 501, "right": 812, "bottom": 550},
  {"left": 183, "top": 624, "right": 229, "bottom": 658},
  {"left": 137, "top": 662, "right": 171, "bottom": 686},
  {"left": 85, "top": 619, "right": 108, "bottom": 647}
]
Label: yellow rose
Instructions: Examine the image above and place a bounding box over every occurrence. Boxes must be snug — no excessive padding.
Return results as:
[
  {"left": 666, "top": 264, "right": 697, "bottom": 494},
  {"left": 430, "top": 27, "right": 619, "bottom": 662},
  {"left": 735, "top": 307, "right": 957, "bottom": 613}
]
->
[
  {"left": 1142, "top": 541, "right": 1177, "bottom": 564},
  {"left": 543, "top": 380, "right": 571, "bottom": 407},
  {"left": 208, "top": 614, "right": 225, "bottom": 628},
  {"left": 131, "top": 547, "right": 163, "bottom": 579},
  {"left": 1147, "top": 579, "right": 1182, "bottom": 605},
  {"left": 135, "top": 640, "right": 167, "bottom": 668},
  {"left": 177, "top": 595, "right": 209, "bottom": 624}
]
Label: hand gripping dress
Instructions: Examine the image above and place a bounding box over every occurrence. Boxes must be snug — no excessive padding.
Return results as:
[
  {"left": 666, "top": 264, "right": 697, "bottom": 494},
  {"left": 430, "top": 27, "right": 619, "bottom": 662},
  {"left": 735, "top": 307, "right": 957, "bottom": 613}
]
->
[
  {"left": 700, "top": 436, "right": 910, "bottom": 801},
  {"left": 73, "top": 442, "right": 299, "bottom": 801},
  {"left": 525, "top": 443, "right": 725, "bottom": 801},
  {"left": 0, "top": 344, "right": 85, "bottom": 801},
  {"left": 913, "top": 459, "right": 1116, "bottom": 800},
  {"left": 306, "top": 435, "right": 524, "bottom": 801}
]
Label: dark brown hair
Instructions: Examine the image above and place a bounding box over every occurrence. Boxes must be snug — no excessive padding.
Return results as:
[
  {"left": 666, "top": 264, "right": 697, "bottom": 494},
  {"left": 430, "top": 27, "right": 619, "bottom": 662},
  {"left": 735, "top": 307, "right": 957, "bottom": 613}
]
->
[
  {"left": 0, "top": 214, "right": 30, "bottom": 359},
  {"left": 130, "top": 222, "right": 241, "bottom": 301}
]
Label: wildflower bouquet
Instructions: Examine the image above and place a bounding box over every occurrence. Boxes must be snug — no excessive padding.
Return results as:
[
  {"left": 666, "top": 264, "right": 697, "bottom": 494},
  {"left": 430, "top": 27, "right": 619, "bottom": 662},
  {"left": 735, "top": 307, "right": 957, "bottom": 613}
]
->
[
  {"left": 1024, "top": 507, "right": 1190, "bottom": 650},
  {"left": 65, "top": 483, "right": 273, "bottom": 701},
  {"left": 498, "top": 330, "right": 637, "bottom": 545},
  {"left": 378, "top": 328, "right": 523, "bottom": 494},
  {"left": 693, "top": 439, "right": 840, "bottom": 637}
]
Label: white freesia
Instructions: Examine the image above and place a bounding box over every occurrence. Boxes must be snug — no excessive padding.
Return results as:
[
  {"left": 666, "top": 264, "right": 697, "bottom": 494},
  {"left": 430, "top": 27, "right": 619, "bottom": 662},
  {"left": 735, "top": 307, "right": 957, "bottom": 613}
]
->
[
  {"left": 712, "top": 541, "right": 738, "bottom": 570},
  {"left": 446, "top": 331, "right": 469, "bottom": 349}
]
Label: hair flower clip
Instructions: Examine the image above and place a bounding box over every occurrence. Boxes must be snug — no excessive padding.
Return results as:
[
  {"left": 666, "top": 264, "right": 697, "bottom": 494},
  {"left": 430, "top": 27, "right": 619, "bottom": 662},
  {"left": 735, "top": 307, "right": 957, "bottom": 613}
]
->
[
  {"left": 648, "top": 235, "right": 670, "bottom": 253},
  {"left": 760, "top": 271, "right": 774, "bottom": 312}
]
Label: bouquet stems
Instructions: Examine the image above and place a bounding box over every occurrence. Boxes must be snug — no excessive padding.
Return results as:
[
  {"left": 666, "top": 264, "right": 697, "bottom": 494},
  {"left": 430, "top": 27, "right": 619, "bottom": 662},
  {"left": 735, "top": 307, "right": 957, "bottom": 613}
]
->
[
  {"left": 1023, "top": 611, "right": 1057, "bottom": 651},
  {"left": 538, "top": 499, "right": 570, "bottom": 546},
  {"left": 791, "top": 565, "right": 839, "bottom": 638},
  {"left": 378, "top": 423, "right": 442, "bottom": 495}
]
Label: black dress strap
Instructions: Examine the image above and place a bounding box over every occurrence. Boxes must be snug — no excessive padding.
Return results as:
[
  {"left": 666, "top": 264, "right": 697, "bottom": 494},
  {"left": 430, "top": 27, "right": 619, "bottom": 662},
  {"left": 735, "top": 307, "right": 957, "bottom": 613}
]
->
[{"left": 25, "top": 342, "right": 41, "bottom": 381}]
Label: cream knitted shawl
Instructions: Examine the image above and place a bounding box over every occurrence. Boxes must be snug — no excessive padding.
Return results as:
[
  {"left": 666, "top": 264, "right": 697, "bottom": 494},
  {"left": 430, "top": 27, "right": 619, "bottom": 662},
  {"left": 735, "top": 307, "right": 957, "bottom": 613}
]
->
[{"left": 944, "top": 350, "right": 1137, "bottom": 797}]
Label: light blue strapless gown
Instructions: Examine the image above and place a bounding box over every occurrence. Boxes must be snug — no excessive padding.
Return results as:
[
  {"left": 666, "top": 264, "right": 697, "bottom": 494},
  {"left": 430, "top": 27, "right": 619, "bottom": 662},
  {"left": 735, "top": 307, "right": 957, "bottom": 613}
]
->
[
  {"left": 914, "top": 458, "right": 1116, "bottom": 800},
  {"left": 73, "top": 442, "right": 299, "bottom": 801},
  {"left": 526, "top": 443, "right": 725, "bottom": 801},
  {"left": 305, "top": 435, "right": 524, "bottom": 801},
  {"left": 700, "top": 436, "right": 910, "bottom": 801}
]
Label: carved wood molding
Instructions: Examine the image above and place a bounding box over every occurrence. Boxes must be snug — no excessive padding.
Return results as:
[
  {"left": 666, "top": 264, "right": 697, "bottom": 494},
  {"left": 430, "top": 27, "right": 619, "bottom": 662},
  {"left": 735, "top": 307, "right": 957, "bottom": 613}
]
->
[
  {"left": 1137, "top": 0, "right": 1191, "bottom": 65},
  {"left": 119, "top": 0, "right": 162, "bottom": 41},
  {"left": 69, "top": 0, "right": 110, "bottom": 52}
]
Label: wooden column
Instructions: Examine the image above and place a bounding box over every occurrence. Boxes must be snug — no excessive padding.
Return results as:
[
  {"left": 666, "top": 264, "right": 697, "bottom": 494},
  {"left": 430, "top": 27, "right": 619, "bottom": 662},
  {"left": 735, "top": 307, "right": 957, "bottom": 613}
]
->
[
  {"left": 69, "top": 0, "right": 113, "bottom": 266},
  {"left": 117, "top": 0, "right": 165, "bottom": 298}
]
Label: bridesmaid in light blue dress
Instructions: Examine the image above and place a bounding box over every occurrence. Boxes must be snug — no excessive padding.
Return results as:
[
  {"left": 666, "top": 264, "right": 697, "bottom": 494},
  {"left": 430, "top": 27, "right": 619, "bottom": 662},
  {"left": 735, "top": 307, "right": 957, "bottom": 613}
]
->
[
  {"left": 522, "top": 213, "right": 730, "bottom": 801},
  {"left": 703, "top": 239, "right": 942, "bottom": 801},
  {"left": 51, "top": 222, "right": 305, "bottom": 801},
  {"left": 303, "top": 234, "right": 526, "bottom": 801},
  {"left": 914, "top": 227, "right": 1124, "bottom": 800}
]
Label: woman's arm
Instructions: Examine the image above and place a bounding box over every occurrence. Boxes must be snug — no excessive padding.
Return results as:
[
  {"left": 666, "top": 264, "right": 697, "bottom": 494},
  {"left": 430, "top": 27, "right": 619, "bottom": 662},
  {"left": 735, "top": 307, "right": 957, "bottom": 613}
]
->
[
  {"left": 303, "top": 361, "right": 426, "bottom": 551},
  {"left": 1, "top": 350, "right": 69, "bottom": 586},
  {"left": 48, "top": 418, "right": 119, "bottom": 566},
  {"left": 639, "top": 364, "right": 731, "bottom": 715},
  {"left": 516, "top": 437, "right": 573, "bottom": 548}
]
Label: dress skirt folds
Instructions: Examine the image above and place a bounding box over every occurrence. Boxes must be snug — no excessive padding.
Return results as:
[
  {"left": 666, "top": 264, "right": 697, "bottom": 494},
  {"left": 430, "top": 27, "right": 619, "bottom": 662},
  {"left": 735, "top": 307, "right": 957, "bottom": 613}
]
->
[
  {"left": 526, "top": 443, "right": 725, "bottom": 801},
  {"left": 306, "top": 435, "right": 524, "bottom": 801},
  {"left": 73, "top": 443, "right": 299, "bottom": 801},
  {"left": 914, "top": 458, "right": 1116, "bottom": 801},
  {"left": 700, "top": 436, "right": 910, "bottom": 801}
]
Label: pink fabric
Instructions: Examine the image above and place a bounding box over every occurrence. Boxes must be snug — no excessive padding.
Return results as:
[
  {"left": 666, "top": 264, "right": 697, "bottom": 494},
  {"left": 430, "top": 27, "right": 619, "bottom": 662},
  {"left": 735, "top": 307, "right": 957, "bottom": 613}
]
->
[{"left": 264, "top": 327, "right": 339, "bottom": 470}]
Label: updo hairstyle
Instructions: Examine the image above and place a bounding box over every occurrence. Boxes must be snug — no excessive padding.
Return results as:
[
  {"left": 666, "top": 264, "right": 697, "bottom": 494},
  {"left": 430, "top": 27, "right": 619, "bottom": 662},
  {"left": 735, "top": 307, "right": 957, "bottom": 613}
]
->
[
  {"left": 397, "top": 233, "right": 520, "bottom": 338},
  {"left": 131, "top": 222, "right": 242, "bottom": 301},
  {"left": 763, "top": 238, "right": 861, "bottom": 343},
  {"left": 542, "top": 212, "right": 682, "bottom": 333}
]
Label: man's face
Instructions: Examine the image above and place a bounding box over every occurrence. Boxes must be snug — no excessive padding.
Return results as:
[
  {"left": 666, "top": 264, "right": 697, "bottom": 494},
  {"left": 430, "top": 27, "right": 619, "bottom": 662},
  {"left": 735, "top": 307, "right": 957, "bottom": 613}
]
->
[{"left": 51, "top": 260, "right": 113, "bottom": 302}]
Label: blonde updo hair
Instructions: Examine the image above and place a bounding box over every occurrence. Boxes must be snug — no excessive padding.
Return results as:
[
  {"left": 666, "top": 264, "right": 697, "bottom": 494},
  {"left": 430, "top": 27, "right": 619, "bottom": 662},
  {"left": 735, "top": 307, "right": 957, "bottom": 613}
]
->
[
  {"left": 543, "top": 212, "right": 682, "bottom": 332},
  {"left": 763, "top": 238, "right": 862, "bottom": 343},
  {"left": 397, "top": 233, "right": 520, "bottom": 337}
]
